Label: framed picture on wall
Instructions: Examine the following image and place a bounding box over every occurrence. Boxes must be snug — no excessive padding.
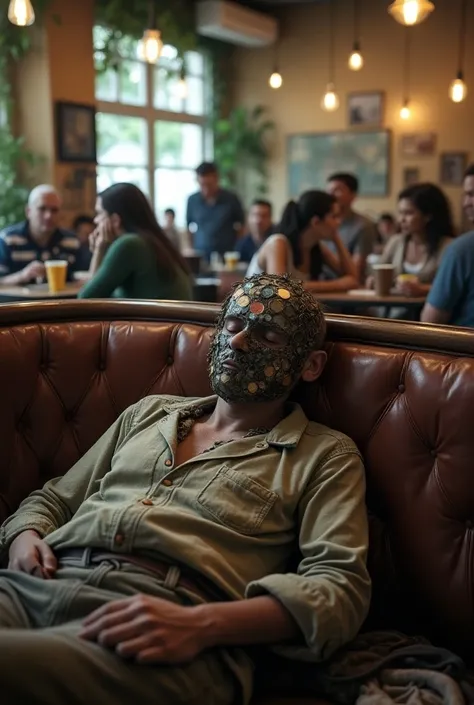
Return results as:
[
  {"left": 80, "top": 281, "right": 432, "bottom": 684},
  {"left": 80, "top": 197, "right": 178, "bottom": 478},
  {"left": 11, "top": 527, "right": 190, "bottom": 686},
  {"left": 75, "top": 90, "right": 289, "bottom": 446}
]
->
[
  {"left": 348, "top": 92, "right": 384, "bottom": 128},
  {"left": 440, "top": 152, "right": 468, "bottom": 186},
  {"left": 56, "top": 101, "right": 97, "bottom": 163},
  {"left": 400, "top": 133, "right": 437, "bottom": 157},
  {"left": 403, "top": 167, "right": 420, "bottom": 187},
  {"left": 287, "top": 130, "right": 391, "bottom": 197}
]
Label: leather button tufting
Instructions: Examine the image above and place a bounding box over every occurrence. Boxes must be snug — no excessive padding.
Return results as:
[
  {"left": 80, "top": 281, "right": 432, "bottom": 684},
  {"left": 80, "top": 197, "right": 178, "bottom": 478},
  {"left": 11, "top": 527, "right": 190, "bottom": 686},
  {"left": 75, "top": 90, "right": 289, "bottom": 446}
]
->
[{"left": 398, "top": 384, "right": 405, "bottom": 393}]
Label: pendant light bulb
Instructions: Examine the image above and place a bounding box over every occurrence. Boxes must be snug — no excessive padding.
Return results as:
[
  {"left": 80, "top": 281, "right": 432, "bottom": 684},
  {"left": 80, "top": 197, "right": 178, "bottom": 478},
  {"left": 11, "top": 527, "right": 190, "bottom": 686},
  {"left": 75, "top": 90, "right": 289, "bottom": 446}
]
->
[
  {"left": 139, "top": 29, "right": 163, "bottom": 65},
  {"left": 321, "top": 84, "right": 340, "bottom": 112},
  {"left": 269, "top": 71, "right": 283, "bottom": 89},
  {"left": 8, "top": 0, "right": 35, "bottom": 26},
  {"left": 450, "top": 74, "right": 467, "bottom": 103},
  {"left": 388, "top": 0, "right": 435, "bottom": 26},
  {"left": 348, "top": 44, "right": 364, "bottom": 71},
  {"left": 400, "top": 100, "right": 411, "bottom": 119}
]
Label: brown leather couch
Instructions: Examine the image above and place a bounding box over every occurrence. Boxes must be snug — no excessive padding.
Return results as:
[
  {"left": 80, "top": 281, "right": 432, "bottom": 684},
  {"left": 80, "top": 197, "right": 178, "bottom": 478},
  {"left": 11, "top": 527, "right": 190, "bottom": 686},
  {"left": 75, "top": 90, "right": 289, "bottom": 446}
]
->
[{"left": 1, "top": 299, "right": 473, "bottom": 705}]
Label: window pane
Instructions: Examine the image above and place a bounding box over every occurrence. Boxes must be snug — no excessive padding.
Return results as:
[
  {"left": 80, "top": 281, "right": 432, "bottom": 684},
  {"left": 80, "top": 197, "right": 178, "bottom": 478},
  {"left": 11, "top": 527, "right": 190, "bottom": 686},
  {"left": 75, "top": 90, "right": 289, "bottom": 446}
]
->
[
  {"left": 185, "top": 75, "right": 204, "bottom": 116},
  {"left": 119, "top": 61, "right": 147, "bottom": 106},
  {"left": 155, "top": 168, "right": 196, "bottom": 227},
  {"left": 98, "top": 166, "right": 149, "bottom": 196},
  {"left": 96, "top": 68, "right": 118, "bottom": 102},
  {"left": 155, "top": 121, "right": 203, "bottom": 168},
  {"left": 96, "top": 113, "right": 148, "bottom": 166},
  {"left": 154, "top": 67, "right": 183, "bottom": 112},
  {"left": 186, "top": 51, "right": 204, "bottom": 77}
]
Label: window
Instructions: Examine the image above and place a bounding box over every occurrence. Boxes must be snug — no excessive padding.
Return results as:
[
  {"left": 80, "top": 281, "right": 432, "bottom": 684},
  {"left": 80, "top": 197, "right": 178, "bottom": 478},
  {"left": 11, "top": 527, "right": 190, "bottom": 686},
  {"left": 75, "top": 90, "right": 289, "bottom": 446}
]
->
[{"left": 94, "top": 28, "right": 210, "bottom": 227}]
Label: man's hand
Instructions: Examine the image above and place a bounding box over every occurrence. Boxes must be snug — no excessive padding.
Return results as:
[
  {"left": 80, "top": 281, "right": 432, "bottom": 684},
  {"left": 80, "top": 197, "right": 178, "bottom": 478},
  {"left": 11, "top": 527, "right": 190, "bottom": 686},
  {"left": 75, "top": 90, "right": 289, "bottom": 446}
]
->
[
  {"left": 8, "top": 529, "right": 57, "bottom": 579},
  {"left": 395, "top": 279, "right": 425, "bottom": 297},
  {"left": 16, "top": 261, "right": 46, "bottom": 285},
  {"left": 80, "top": 594, "right": 211, "bottom": 664}
]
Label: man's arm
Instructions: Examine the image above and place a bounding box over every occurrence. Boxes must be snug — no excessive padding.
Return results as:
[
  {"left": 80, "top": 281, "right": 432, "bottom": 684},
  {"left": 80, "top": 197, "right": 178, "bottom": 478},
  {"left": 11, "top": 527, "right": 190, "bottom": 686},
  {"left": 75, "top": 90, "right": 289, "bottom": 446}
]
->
[{"left": 421, "top": 241, "right": 462, "bottom": 325}]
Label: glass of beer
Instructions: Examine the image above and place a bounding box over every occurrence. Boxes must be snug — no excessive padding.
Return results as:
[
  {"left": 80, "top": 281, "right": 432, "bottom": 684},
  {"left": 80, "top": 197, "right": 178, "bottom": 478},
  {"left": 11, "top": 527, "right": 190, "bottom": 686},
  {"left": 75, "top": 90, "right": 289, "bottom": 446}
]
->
[
  {"left": 224, "top": 251, "right": 240, "bottom": 271},
  {"left": 45, "top": 260, "right": 68, "bottom": 294}
]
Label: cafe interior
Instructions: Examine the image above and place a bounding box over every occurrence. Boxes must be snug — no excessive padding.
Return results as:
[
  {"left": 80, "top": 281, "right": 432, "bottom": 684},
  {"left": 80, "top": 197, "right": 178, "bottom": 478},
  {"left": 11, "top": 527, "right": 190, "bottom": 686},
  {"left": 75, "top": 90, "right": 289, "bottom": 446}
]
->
[{"left": 2, "top": 1, "right": 474, "bottom": 704}]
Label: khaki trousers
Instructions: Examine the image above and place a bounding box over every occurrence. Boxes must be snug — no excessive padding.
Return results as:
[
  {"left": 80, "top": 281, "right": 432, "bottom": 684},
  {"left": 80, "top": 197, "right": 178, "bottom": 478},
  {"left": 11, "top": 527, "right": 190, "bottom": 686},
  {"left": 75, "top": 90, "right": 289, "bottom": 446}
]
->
[{"left": 0, "top": 556, "right": 253, "bottom": 705}]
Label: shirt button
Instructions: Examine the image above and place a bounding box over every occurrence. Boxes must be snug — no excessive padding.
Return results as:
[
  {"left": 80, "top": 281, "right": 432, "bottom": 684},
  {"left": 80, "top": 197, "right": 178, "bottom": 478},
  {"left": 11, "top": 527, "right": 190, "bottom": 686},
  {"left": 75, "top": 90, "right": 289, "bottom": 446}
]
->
[
  {"left": 141, "top": 499, "right": 153, "bottom": 506},
  {"left": 164, "top": 459, "right": 173, "bottom": 467},
  {"left": 114, "top": 534, "right": 124, "bottom": 546},
  {"left": 162, "top": 479, "right": 173, "bottom": 487}
]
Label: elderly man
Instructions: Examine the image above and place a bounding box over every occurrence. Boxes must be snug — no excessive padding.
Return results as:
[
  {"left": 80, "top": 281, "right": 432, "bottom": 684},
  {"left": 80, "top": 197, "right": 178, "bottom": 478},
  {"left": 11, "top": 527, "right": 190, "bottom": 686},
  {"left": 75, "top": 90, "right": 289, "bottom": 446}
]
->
[
  {"left": 0, "top": 184, "right": 81, "bottom": 285},
  {"left": 0, "top": 274, "right": 370, "bottom": 705}
]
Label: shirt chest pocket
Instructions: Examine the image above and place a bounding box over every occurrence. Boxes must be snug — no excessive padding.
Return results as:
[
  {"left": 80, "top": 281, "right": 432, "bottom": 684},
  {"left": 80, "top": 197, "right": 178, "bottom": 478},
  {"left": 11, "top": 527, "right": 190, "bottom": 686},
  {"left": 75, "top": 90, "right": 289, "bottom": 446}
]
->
[{"left": 196, "top": 465, "right": 278, "bottom": 535}]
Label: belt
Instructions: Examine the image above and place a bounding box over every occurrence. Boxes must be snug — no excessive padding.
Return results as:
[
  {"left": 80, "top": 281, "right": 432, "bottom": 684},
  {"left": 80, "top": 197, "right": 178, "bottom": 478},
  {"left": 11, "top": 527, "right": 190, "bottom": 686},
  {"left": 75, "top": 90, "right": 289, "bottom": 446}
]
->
[{"left": 55, "top": 548, "right": 227, "bottom": 604}]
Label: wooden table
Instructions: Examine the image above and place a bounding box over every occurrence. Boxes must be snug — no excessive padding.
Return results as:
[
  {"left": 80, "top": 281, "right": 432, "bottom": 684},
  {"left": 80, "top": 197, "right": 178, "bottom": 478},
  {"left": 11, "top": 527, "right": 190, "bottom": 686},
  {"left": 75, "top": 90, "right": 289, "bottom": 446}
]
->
[
  {"left": 316, "top": 290, "right": 426, "bottom": 319},
  {"left": 0, "top": 282, "right": 83, "bottom": 303}
]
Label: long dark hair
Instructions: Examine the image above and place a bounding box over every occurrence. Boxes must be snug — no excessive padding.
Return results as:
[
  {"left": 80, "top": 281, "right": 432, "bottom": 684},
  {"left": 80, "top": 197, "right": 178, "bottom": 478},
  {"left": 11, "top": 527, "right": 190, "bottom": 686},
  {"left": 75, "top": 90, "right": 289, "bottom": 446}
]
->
[
  {"left": 398, "top": 183, "right": 455, "bottom": 255},
  {"left": 279, "top": 190, "right": 336, "bottom": 277},
  {"left": 99, "top": 183, "right": 190, "bottom": 277}
]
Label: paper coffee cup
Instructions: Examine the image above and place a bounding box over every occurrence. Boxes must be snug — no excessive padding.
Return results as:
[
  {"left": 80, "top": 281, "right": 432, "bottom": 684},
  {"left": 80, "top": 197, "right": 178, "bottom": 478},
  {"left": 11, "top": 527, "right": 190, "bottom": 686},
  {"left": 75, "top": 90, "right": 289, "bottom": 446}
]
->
[
  {"left": 372, "top": 264, "right": 395, "bottom": 297},
  {"left": 45, "top": 260, "right": 68, "bottom": 294}
]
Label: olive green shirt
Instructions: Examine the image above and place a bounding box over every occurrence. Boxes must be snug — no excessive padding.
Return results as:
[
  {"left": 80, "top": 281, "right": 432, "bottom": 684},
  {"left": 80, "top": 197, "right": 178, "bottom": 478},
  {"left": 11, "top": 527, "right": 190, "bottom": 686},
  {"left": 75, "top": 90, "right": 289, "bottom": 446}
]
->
[
  {"left": 0, "top": 395, "right": 370, "bottom": 661},
  {"left": 78, "top": 234, "right": 192, "bottom": 301}
]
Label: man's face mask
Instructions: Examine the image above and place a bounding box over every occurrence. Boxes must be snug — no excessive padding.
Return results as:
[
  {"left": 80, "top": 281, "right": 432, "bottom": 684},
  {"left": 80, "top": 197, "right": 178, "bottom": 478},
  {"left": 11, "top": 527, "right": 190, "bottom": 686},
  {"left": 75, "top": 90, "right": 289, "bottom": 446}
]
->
[{"left": 208, "top": 276, "right": 315, "bottom": 403}]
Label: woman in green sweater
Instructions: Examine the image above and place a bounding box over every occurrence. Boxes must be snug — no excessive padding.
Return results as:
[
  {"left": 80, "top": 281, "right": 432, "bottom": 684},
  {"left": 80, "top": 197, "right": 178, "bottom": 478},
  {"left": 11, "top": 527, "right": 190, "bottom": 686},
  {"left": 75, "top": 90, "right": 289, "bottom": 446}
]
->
[{"left": 79, "top": 183, "right": 192, "bottom": 301}]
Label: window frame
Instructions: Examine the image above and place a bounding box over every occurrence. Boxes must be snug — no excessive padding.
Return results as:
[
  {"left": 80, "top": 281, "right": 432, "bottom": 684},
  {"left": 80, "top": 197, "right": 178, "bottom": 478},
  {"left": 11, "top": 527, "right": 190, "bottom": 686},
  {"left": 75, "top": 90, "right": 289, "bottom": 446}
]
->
[{"left": 95, "top": 42, "right": 211, "bottom": 210}]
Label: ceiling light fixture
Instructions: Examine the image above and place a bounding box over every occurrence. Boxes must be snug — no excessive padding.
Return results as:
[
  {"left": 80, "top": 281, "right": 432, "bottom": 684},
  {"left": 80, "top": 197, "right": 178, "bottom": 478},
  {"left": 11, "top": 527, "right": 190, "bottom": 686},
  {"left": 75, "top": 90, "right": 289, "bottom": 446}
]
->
[
  {"left": 8, "top": 0, "right": 35, "bottom": 26},
  {"left": 348, "top": 0, "right": 364, "bottom": 71},
  {"left": 322, "top": 0, "right": 340, "bottom": 111},
  {"left": 388, "top": 0, "right": 435, "bottom": 27},
  {"left": 399, "top": 29, "right": 412, "bottom": 119},
  {"left": 268, "top": 40, "right": 283, "bottom": 89},
  {"left": 449, "top": 0, "right": 468, "bottom": 103},
  {"left": 139, "top": 1, "right": 163, "bottom": 65}
]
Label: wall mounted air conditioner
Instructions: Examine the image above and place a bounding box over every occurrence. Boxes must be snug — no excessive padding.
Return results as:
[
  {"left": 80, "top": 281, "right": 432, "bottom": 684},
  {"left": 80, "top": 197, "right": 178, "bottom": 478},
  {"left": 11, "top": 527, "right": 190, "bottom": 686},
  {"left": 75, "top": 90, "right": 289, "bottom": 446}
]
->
[{"left": 196, "top": 0, "right": 278, "bottom": 47}]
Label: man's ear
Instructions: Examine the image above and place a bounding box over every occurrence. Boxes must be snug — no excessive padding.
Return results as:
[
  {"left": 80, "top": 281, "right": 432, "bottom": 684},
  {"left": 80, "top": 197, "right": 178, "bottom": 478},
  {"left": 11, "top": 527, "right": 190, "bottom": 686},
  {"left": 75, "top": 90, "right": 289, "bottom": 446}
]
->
[{"left": 301, "top": 349, "right": 327, "bottom": 383}]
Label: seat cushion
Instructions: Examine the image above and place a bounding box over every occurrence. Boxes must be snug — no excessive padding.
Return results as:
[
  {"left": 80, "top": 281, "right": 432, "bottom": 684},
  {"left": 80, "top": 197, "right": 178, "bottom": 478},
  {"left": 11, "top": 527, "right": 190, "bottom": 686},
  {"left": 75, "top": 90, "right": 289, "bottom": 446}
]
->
[{"left": 252, "top": 698, "right": 333, "bottom": 705}]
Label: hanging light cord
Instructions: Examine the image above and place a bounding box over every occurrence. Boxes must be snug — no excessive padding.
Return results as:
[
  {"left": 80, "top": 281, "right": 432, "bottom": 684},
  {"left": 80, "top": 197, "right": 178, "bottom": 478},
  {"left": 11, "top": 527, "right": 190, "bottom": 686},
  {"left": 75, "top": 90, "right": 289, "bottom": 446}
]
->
[
  {"left": 457, "top": 0, "right": 468, "bottom": 73},
  {"left": 329, "top": 0, "right": 336, "bottom": 82},
  {"left": 354, "top": 0, "right": 360, "bottom": 44},
  {"left": 403, "top": 28, "right": 411, "bottom": 103},
  {"left": 148, "top": 0, "right": 156, "bottom": 29}
]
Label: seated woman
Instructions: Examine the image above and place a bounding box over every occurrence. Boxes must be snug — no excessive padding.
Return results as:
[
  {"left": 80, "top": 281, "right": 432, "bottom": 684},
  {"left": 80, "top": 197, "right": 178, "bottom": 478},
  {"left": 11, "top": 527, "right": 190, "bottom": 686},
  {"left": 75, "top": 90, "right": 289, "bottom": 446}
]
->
[
  {"left": 246, "top": 190, "right": 358, "bottom": 292},
  {"left": 367, "top": 183, "right": 455, "bottom": 296},
  {"left": 79, "top": 183, "right": 192, "bottom": 301}
]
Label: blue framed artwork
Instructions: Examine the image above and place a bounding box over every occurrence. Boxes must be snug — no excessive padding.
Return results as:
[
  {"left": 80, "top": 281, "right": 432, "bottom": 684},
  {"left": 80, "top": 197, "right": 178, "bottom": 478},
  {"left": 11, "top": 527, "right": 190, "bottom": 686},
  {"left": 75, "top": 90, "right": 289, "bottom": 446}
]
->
[{"left": 287, "top": 129, "right": 391, "bottom": 198}]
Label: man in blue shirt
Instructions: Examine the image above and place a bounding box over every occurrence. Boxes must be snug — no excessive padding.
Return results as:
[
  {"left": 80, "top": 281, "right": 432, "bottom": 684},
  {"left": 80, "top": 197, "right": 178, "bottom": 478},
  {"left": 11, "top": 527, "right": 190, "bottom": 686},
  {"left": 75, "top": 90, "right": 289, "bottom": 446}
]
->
[
  {"left": 422, "top": 165, "right": 474, "bottom": 327},
  {"left": 235, "top": 199, "right": 274, "bottom": 264},
  {"left": 0, "top": 184, "right": 81, "bottom": 286},
  {"left": 186, "top": 163, "right": 244, "bottom": 260}
]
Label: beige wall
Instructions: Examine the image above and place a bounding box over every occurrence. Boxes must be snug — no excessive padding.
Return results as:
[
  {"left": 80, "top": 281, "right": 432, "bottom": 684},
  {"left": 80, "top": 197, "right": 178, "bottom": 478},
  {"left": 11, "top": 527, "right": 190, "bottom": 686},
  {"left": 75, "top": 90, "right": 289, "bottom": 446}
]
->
[
  {"left": 231, "top": 0, "right": 474, "bottom": 225},
  {"left": 14, "top": 0, "right": 96, "bottom": 226}
]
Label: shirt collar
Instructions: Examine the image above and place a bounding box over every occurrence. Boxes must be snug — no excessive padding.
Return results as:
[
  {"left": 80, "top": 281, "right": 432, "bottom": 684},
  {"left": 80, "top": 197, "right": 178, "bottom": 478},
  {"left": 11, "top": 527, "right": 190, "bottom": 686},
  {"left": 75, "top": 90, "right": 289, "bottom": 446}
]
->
[
  {"left": 161, "top": 395, "right": 309, "bottom": 448},
  {"left": 25, "top": 221, "right": 64, "bottom": 248}
]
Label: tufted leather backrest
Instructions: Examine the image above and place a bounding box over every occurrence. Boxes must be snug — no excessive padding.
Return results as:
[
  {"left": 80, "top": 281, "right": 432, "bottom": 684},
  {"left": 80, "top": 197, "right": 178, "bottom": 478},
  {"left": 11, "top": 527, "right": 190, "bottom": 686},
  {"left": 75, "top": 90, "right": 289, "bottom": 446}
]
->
[{"left": 1, "top": 300, "right": 474, "bottom": 659}]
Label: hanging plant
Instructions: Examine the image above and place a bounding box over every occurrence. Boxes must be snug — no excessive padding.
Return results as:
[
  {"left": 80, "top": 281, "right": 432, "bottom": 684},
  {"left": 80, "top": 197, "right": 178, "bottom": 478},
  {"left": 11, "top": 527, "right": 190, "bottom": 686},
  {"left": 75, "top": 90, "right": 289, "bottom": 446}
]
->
[{"left": 94, "top": 0, "right": 197, "bottom": 71}]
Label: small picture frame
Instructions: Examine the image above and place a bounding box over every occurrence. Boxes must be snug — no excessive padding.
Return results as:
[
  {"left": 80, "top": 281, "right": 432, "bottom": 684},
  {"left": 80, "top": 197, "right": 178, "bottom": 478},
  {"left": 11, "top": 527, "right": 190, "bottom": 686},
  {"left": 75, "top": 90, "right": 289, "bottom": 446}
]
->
[
  {"left": 400, "top": 133, "right": 437, "bottom": 157},
  {"left": 403, "top": 167, "right": 420, "bottom": 187},
  {"left": 348, "top": 91, "right": 384, "bottom": 128},
  {"left": 56, "top": 101, "right": 97, "bottom": 163},
  {"left": 440, "top": 152, "right": 468, "bottom": 186}
]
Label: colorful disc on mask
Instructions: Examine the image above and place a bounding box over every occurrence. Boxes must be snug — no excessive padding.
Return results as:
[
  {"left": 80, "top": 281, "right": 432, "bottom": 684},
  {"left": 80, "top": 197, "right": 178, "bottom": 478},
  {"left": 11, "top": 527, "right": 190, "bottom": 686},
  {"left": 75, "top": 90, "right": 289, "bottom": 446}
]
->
[
  {"left": 262, "top": 287, "right": 274, "bottom": 298},
  {"left": 233, "top": 287, "right": 244, "bottom": 299},
  {"left": 247, "top": 382, "right": 258, "bottom": 394},
  {"left": 283, "top": 374, "right": 292, "bottom": 386},
  {"left": 250, "top": 301, "right": 265, "bottom": 315},
  {"left": 277, "top": 288, "right": 291, "bottom": 299},
  {"left": 237, "top": 295, "right": 250, "bottom": 307},
  {"left": 269, "top": 299, "right": 284, "bottom": 313},
  {"left": 264, "top": 366, "right": 275, "bottom": 377}
]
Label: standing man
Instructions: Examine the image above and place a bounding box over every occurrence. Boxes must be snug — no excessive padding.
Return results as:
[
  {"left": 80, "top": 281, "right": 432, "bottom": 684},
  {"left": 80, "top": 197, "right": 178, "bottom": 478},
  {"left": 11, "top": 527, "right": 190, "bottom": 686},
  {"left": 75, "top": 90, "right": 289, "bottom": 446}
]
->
[
  {"left": 327, "top": 173, "right": 377, "bottom": 281},
  {"left": 0, "top": 184, "right": 81, "bottom": 285},
  {"left": 421, "top": 165, "right": 474, "bottom": 327},
  {"left": 186, "top": 162, "right": 244, "bottom": 260},
  {"left": 236, "top": 199, "right": 274, "bottom": 264},
  {"left": 162, "top": 208, "right": 182, "bottom": 251}
]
